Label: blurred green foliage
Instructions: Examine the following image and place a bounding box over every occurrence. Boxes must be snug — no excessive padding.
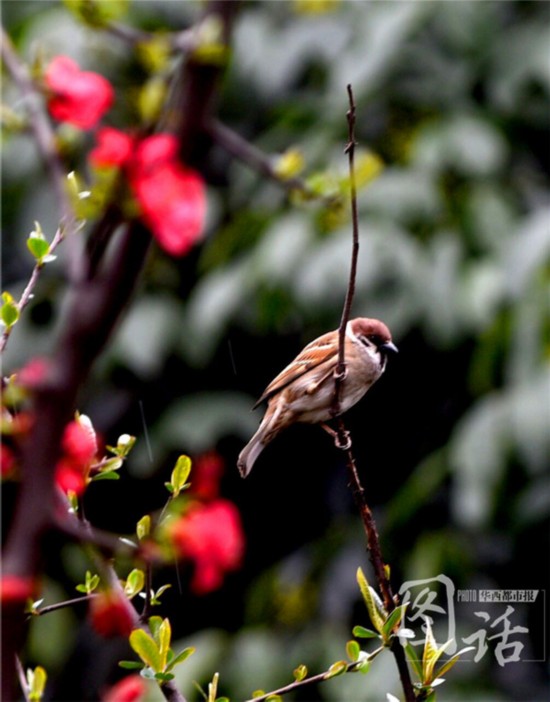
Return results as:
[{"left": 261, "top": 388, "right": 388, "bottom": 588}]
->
[{"left": 2, "top": 1, "right": 549, "bottom": 700}]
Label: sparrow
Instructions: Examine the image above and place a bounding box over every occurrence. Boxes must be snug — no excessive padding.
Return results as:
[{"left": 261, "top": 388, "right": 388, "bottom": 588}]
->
[{"left": 237, "top": 318, "right": 397, "bottom": 477}]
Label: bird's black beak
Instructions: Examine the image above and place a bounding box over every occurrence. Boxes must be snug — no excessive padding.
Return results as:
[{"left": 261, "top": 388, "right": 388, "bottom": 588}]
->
[{"left": 380, "top": 341, "right": 398, "bottom": 354}]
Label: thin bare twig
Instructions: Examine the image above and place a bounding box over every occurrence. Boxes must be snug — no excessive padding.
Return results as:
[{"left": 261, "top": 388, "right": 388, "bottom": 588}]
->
[
  {"left": 329, "top": 85, "right": 415, "bottom": 702},
  {"left": 15, "top": 656, "right": 30, "bottom": 702},
  {"left": 332, "top": 84, "right": 360, "bottom": 417},
  {"left": 207, "top": 119, "right": 339, "bottom": 205},
  {"left": 1, "top": 28, "right": 83, "bottom": 354},
  {"left": 0, "top": 29, "right": 71, "bottom": 218},
  {"left": 31, "top": 593, "right": 99, "bottom": 617},
  {"left": 245, "top": 648, "right": 384, "bottom": 702},
  {"left": 104, "top": 21, "right": 194, "bottom": 52},
  {"left": 0, "top": 226, "right": 66, "bottom": 353}
]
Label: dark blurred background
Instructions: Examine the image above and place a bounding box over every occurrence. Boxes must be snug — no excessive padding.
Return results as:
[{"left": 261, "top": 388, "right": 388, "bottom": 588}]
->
[{"left": 2, "top": 1, "right": 549, "bottom": 700}]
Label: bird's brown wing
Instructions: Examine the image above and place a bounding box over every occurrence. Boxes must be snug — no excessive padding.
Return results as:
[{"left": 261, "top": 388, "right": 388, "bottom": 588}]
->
[{"left": 253, "top": 331, "right": 337, "bottom": 408}]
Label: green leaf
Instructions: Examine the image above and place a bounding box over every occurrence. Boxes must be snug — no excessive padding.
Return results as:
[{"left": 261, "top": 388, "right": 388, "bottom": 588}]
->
[
  {"left": 324, "top": 661, "right": 348, "bottom": 679},
  {"left": 273, "top": 148, "right": 305, "bottom": 180},
  {"left": 1, "top": 292, "right": 19, "bottom": 328},
  {"left": 157, "top": 618, "right": 171, "bottom": 670},
  {"left": 154, "top": 672, "right": 175, "bottom": 683},
  {"left": 136, "top": 515, "right": 151, "bottom": 541},
  {"left": 165, "top": 646, "right": 195, "bottom": 672},
  {"left": 27, "top": 232, "right": 50, "bottom": 262},
  {"left": 25, "top": 598, "right": 44, "bottom": 614},
  {"left": 356, "top": 568, "right": 386, "bottom": 635},
  {"left": 355, "top": 657, "right": 371, "bottom": 674},
  {"left": 421, "top": 620, "right": 453, "bottom": 685},
  {"left": 352, "top": 625, "right": 379, "bottom": 639},
  {"left": 293, "top": 664, "right": 307, "bottom": 681},
  {"left": 129, "top": 629, "right": 162, "bottom": 672},
  {"left": 404, "top": 642, "right": 423, "bottom": 681},
  {"left": 434, "top": 646, "right": 476, "bottom": 680},
  {"left": 119, "top": 660, "right": 144, "bottom": 670},
  {"left": 382, "top": 604, "right": 408, "bottom": 643},
  {"left": 28, "top": 666, "right": 47, "bottom": 701},
  {"left": 346, "top": 640, "right": 361, "bottom": 662},
  {"left": 124, "top": 569, "right": 145, "bottom": 599},
  {"left": 164, "top": 482, "right": 175, "bottom": 494},
  {"left": 148, "top": 616, "right": 163, "bottom": 640},
  {"left": 109, "top": 433, "right": 136, "bottom": 457},
  {"left": 98, "top": 457, "right": 124, "bottom": 472},
  {"left": 77, "top": 571, "right": 100, "bottom": 595},
  {"left": 62, "top": 0, "right": 129, "bottom": 28},
  {"left": 207, "top": 672, "right": 219, "bottom": 702},
  {"left": 91, "top": 470, "right": 120, "bottom": 481},
  {"left": 150, "top": 584, "right": 171, "bottom": 605},
  {"left": 191, "top": 15, "right": 229, "bottom": 66},
  {"left": 252, "top": 691, "right": 265, "bottom": 699},
  {"left": 67, "top": 491, "right": 79, "bottom": 513},
  {"left": 170, "top": 455, "right": 192, "bottom": 497}
]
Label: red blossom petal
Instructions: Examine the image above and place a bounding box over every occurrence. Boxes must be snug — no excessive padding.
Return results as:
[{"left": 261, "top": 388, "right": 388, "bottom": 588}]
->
[
  {"left": 1, "top": 443, "right": 16, "bottom": 477},
  {"left": 61, "top": 417, "right": 97, "bottom": 466},
  {"left": 102, "top": 675, "right": 147, "bottom": 702},
  {"left": 17, "top": 356, "right": 52, "bottom": 388},
  {"left": 169, "top": 499, "right": 244, "bottom": 594},
  {"left": 45, "top": 55, "right": 114, "bottom": 129},
  {"left": 44, "top": 56, "right": 80, "bottom": 90},
  {"left": 90, "top": 128, "right": 134, "bottom": 168},
  {"left": 90, "top": 592, "right": 135, "bottom": 638},
  {"left": 131, "top": 162, "right": 206, "bottom": 256},
  {"left": 192, "top": 451, "right": 225, "bottom": 501},
  {"left": 0, "top": 575, "right": 37, "bottom": 604},
  {"left": 132, "top": 134, "right": 179, "bottom": 172},
  {"left": 55, "top": 459, "right": 87, "bottom": 496}
]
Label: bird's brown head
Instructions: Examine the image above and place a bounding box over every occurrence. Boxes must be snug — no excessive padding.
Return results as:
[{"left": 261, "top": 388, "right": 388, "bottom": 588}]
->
[{"left": 350, "top": 318, "right": 398, "bottom": 355}]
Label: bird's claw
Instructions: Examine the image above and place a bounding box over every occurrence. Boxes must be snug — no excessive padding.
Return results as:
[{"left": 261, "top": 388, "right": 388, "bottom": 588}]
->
[
  {"left": 333, "top": 365, "right": 348, "bottom": 383},
  {"left": 335, "top": 430, "right": 352, "bottom": 451}
]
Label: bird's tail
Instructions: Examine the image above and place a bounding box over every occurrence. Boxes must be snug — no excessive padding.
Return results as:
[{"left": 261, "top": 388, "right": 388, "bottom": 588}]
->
[{"left": 237, "top": 427, "right": 267, "bottom": 478}]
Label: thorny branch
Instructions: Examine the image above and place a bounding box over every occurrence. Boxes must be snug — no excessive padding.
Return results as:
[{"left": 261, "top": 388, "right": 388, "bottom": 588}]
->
[{"left": 330, "top": 85, "right": 415, "bottom": 702}]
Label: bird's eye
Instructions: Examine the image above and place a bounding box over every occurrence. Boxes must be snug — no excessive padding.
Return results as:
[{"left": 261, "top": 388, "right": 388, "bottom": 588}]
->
[{"left": 368, "top": 334, "right": 382, "bottom": 345}]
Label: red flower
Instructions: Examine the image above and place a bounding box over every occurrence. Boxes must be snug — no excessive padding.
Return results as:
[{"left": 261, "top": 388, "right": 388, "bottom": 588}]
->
[
  {"left": 62, "top": 416, "right": 97, "bottom": 467},
  {"left": 133, "top": 134, "right": 179, "bottom": 169},
  {"left": 168, "top": 499, "right": 244, "bottom": 594},
  {"left": 102, "top": 675, "right": 147, "bottom": 702},
  {"left": 87, "top": 130, "right": 206, "bottom": 257},
  {"left": 129, "top": 133, "right": 206, "bottom": 257},
  {"left": 55, "top": 458, "right": 87, "bottom": 496},
  {"left": 0, "top": 575, "right": 37, "bottom": 604},
  {"left": 45, "top": 56, "right": 113, "bottom": 129},
  {"left": 1, "top": 443, "right": 16, "bottom": 477},
  {"left": 90, "top": 128, "right": 134, "bottom": 168},
  {"left": 18, "top": 356, "right": 51, "bottom": 388},
  {"left": 191, "top": 451, "right": 225, "bottom": 501},
  {"left": 90, "top": 592, "right": 135, "bottom": 638},
  {"left": 132, "top": 162, "right": 206, "bottom": 256}
]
